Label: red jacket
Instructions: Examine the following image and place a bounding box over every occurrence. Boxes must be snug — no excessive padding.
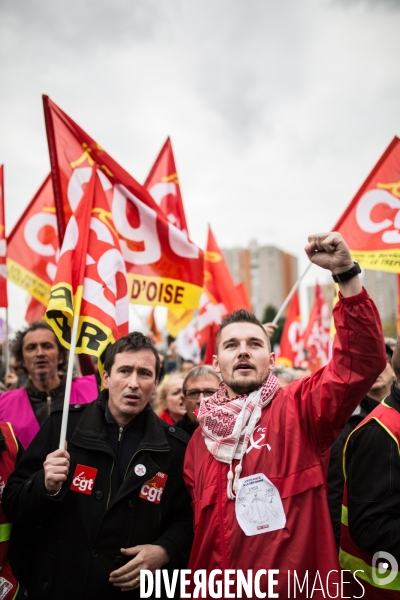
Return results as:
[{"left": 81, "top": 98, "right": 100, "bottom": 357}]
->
[{"left": 184, "top": 289, "right": 385, "bottom": 599}]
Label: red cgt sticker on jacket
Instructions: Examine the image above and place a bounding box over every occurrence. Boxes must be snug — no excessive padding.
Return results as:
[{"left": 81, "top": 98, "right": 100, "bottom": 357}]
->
[
  {"left": 139, "top": 472, "right": 168, "bottom": 505},
  {"left": 70, "top": 464, "right": 98, "bottom": 495}
]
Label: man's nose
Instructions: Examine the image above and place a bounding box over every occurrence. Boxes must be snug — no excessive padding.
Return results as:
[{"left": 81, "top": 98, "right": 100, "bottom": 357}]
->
[
  {"left": 35, "top": 344, "right": 45, "bottom": 356},
  {"left": 237, "top": 343, "right": 250, "bottom": 357},
  {"left": 127, "top": 373, "right": 139, "bottom": 389}
]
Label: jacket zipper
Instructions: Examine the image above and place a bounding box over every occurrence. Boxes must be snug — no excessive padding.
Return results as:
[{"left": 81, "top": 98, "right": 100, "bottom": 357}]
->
[
  {"left": 106, "top": 461, "right": 115, "bottom": 510},
  {"left": 47, "top": 395, "right": 52, "bottom": 417},
  {"left": 118, "top": 427, "right": 123, "bottom": 442}
]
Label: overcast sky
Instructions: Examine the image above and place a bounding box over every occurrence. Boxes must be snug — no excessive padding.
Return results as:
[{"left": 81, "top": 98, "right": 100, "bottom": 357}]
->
[{"left": 1, "top": 0, "right": 400, "bottom": 328}]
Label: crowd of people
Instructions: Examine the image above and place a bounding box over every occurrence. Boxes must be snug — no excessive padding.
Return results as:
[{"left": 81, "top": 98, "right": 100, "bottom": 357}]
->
[{"left": 0, "top": 232, "right": 397, "bottom": 599}]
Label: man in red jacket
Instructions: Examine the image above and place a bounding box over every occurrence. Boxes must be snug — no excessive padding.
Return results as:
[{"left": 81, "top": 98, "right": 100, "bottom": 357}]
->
[{"left": 184, "top": 232, "right": 386, "bottom": 599}]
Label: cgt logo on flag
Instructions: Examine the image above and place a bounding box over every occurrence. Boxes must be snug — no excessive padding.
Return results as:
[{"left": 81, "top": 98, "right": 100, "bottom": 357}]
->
[
  {"left": 139, "top": 472, "right": 168, "bottom": 505},
  {"left": 70, "top": 464, "right": 98, "bottom": 495}
]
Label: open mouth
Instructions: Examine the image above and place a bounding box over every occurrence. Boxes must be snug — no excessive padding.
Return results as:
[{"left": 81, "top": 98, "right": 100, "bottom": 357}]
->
[
  {"left": 234, "top": 363, "right": 255, "bottom": 371},
  {"left": 124, "top": 394, "right": 140, "bottom": 401}
]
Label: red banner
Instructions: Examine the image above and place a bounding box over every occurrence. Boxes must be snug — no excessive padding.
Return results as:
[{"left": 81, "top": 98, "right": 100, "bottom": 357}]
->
[
  {"left": 145, "top": 137, "right": 188, "bottom": 233},
  {"left": 303, "top": 284, "right": 331, "bottom": 372},
  {"left": 276, "top": 291, "right": 304, "bottom": 368},
  {"left": 204, "top": 226, "right": 243, "bottom": 313},
  {"left": 144, "top": 138, "right": 194, "bottom": 336},
  {"left": 7, "top": 175, "right": 58, "bottom": 305},
  {"left": 43, "top": 96, "right": 203, "bottom": 309},
  {"left": 334, "top": 137, "right": 400, "bottom": 272},
  {"left": 46, "top": 169, "right": 128, "bottom": 360},
  {"left": 0, "top": 166, "right": 7, "bottom": 307}
]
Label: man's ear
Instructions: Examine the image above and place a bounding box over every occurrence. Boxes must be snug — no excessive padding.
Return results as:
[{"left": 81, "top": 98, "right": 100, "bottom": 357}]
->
[
  {"left": 268, "top": 352, "right": 276, "bottom": 372},
  {"left": 212, "top": 355, "right": 221, "bottom": 374},
  {"left": 102, "top": 370, "right": 110, "bottom": 389}
]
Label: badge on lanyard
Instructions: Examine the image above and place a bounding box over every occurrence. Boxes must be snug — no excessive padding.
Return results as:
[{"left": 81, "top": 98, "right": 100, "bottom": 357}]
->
[
  {"left": 139, "top": 471, "right": 168, "bottom": 505},
  {"left": 235, "top": 473, "right": 286, "bottom": 536},
  {"left": 70, "top": 464, "right": 98, "bottom": 495}
]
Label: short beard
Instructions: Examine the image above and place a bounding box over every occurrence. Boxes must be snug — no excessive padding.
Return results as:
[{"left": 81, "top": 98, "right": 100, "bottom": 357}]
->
[{"left": 227, "top": 375, "right": 266, "bottom": 397}]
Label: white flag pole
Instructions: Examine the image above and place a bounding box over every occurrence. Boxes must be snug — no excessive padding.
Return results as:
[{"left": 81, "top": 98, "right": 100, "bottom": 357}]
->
[
  {"left": 272, "top": 263, "right": 313, "bottom": 325},
  {"left": 59, "top": 313, "right": 80, "bottom": 449}
]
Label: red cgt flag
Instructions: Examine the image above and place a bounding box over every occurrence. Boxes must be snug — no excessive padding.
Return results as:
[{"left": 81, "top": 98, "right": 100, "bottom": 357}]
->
[
  {"left": 0, "top": 166, "right": 7, "bottom": 307},
  {"left": 276, "top": 291, "right": 304, "bottom": 368},
  {"left": 145, "top": 137, "right": 194, "bottom": 337},
  {"left": 46, "top": 168, "right": 128, "bottom": 363},
  {"left": 145, "top": 137, "right": 188, "bottom": 233},
  {"left": 7, "top": 175, "right": 58, "bottom": 306},
  {"left": 43, "top": 96, "right": 203, "bottom": 310},
  {"left": 334, "top": 136, "right": 400, "bottom": 272},
  {"left": 303, "top": 284, "right": 331, "bottom": 372}
]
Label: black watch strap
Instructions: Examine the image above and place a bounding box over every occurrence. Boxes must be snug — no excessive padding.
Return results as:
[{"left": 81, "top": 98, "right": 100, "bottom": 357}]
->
[{"left": 332, "top": 261, "right": 361, "bottom": 283}]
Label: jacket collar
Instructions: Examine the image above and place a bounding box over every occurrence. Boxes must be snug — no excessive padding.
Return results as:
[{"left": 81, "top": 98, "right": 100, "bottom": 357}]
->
[{"left": 70, "top": 390, "right": 170, "bottom": 455}]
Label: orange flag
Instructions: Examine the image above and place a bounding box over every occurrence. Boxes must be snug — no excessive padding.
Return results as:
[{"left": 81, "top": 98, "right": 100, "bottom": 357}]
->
[
  {"left": 276, "top": 291, "right": 304, "bottom": 367},
  {"left": 43, "top": 96, "right": 203, "bottom": 310},
  {"left": 144, "top": 138, "right": 193, "bottom": 336},
  {"left": 7, "top": 175, "right": 58, "bottom": 306},
  {"left": 303, "top": 284, "right": 331, "bottom": 372},
  {"left": 0, "top": 166, "right": 7, "bottom": 308},
  {"left": 45, "top": 168, "right": 128, "bottom": 364},
  {"left": 334, "top": 136, "right": 400, "bottom": 272}
]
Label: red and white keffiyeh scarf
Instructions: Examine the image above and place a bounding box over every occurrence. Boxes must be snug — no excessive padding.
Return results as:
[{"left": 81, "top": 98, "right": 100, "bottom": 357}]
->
[{"left": 197, "top": 375, "right": 280, "bottom": 499}]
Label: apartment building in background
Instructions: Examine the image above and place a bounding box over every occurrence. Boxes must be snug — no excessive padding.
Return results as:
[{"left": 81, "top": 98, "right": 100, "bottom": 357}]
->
[{"left": 223, "top": 242, "right": 298, "bottom": 319}]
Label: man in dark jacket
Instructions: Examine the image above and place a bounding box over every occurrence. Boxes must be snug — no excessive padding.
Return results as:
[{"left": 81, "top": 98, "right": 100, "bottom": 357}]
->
[
  {"left": 3, "top": 332, "right": 193, "bottom": 600},
  {"left": 339, "top": 337, "right": 400, "bottom": 598},
  {"left": 327, "top": 343, "right": 394, "bottom": 548}
]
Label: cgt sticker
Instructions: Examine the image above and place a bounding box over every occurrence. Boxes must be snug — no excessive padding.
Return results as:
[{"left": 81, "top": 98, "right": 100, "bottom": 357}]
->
[
  {"left": 70, "top": 464, "right": 98, "bottom": 495},
  {"left": 139, "top": 472, "right": 168, "bottom": 505}
]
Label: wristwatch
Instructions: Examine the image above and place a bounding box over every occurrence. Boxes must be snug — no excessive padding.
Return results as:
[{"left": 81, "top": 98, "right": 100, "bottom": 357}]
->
[{"left": 331, "top": 261, "right": 361, "bottom": 283}]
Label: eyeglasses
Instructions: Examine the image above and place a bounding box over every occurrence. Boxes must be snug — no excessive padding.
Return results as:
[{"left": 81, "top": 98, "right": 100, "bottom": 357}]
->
[{"left": 184, "top": 388, "right": 218, "bottom": 401}]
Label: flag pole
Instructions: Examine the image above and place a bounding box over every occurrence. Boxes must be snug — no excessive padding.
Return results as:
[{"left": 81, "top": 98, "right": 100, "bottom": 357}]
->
[
  {"left": 59, "top": 313, "right": 80, "bottom": 449},
  {"left": 272, "top": 263, "right": 313, "bottom": 325}
]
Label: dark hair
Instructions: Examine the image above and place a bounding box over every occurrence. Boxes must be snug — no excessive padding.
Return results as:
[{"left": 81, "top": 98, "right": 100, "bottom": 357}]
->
[
  {"left": 103, "top": 331, "right": 161, "bottom": 380},
  {"left": 216, "top": 309, "right": 271, "bottom": 353},
  {"left": 11, "top": 321, "right": 67, "bottom": 373}
]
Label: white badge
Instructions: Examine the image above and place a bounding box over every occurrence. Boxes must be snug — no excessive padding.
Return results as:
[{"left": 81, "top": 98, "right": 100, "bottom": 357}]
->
[
  {"left": 235, "top": 473, "right": 286, "bottom": 536},
  {"left": 134, "top": 464, "right": 146, "bottom": 476}
]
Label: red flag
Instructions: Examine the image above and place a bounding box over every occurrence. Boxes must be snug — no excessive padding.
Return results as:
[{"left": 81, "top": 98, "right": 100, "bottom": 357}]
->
[
  {"left": 145, "top": 137, "right": 188, "bottom": 233},
  {"left": 204, "top": 226, "right": 243, "bottom": 313},
  {"left": 7, "top": 175, "right": 58, "bottom": 305},
  {"left": 0, "top": 166, "right": 7, "bottom": 307},
  {"left": 204, "top": 323, "right": 219, "bottom": 365},
  {"left": 46, "top": 168, "right": 128, "bottom": 362},
  {"left": 25, "top": 296, "right": 46, "bottom": 324},
  {"left": 334, "top": 137, "right": 400, "bottom": 272},
  {"left": 303, "top": 284, "right": 331, "bottom": 372},
  {"left": 235, "top": 282, "right": 251, "bottom": 311},
  {"left": 276, "top": 291, "right": 304, "bottom": 367},
  {"left": 144, "top": 138, "right": 194, "bottom": 336},
  {"left": 43, "top": 96, "right": 203, "bottom": 309}
]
